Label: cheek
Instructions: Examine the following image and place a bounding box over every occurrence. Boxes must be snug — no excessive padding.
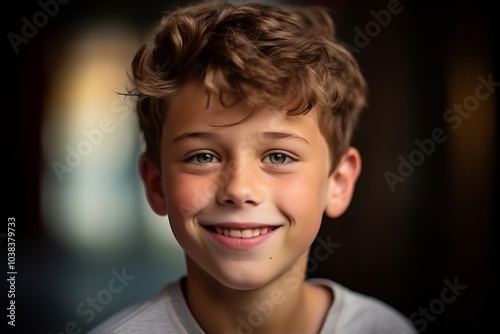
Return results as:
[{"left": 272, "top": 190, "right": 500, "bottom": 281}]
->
[
  {"left": 275, "top": 173, "right": 328, "bottom": 239},
  {"left": 275, "top": 173, "right": 328, "bottom": 215},
  {"left": 166, "top": 173, "right": 217, "bottom": 221}
]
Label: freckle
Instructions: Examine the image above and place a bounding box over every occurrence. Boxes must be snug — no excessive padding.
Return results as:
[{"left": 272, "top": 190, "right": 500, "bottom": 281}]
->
[{"left": 269, "top": 257, "right": 272, "bottom": 260}]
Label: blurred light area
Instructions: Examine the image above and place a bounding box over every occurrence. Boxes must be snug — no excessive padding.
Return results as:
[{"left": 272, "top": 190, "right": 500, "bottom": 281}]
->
[
  {"left": 40, "top": 21, "right": 183, "bottom": 260},
  {"left": 444, "top": 8, "right": 495, "bottom": 266},
  {"left": 445, "top": 14, "right": 495, "bottom": 193},
  {"left": 446, "top": 62, "right": 495, "bottom": 179}
]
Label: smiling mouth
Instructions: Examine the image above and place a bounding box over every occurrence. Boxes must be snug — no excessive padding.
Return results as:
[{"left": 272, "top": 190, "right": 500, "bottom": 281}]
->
[{"left": 203, "top": 226, "right": 279, "bottom": 238}]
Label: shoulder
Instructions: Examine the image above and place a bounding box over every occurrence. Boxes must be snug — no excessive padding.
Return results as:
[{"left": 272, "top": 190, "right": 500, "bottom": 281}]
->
[
  {"left": 87, "top": 278, "right": 196, "bottom": 334},
  {"left": 309, "top": 278, "right": 418, "bottom": 334}
]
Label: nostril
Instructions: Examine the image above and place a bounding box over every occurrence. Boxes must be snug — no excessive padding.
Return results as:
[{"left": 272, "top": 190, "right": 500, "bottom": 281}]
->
[{"left": 216, "top": 180, "right": 262, "bottom": 206}]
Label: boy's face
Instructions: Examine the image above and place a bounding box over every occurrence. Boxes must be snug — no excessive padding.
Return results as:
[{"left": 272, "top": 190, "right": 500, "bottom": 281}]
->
[{"left": 141, "top": 81, "right": 360, "bottom": 290}]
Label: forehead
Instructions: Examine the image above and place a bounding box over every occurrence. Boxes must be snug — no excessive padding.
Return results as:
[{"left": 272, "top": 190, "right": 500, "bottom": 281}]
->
[
  {"left": 163, "top": 81, "right": 323, "bottom": 138},
  {"left": 166, "top": 82, "right": 255, "bottom": 128}
]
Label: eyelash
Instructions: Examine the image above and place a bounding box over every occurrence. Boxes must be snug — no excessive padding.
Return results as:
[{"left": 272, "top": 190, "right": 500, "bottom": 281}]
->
[
  {"left": 186, "top": 152, "right": 220, "bottom": 165},
  {"left": 185, "top": 151, "right": 296, "bottom": 166},
  {"left": 262, "top": 151, "right": 296, "bottom": 166}
]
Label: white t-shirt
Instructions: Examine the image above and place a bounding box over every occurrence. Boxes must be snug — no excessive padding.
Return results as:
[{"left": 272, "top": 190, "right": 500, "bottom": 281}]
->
[{"left": 88, "top": 277, "right": 417, "bottom": 334}]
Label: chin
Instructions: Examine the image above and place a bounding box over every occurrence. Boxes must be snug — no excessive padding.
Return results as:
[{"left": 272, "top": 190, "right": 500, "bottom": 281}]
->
[
  {"left": 218, "top": 277, "right": 269, "bottom": 291},
  {"left": 213, "top": 266, "right": 278, "bottom": 291}
]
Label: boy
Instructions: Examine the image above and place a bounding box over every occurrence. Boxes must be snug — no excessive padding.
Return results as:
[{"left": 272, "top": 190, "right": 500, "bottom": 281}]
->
[{"left": 89, "top": 0, "right": 417, "bottom": 333}]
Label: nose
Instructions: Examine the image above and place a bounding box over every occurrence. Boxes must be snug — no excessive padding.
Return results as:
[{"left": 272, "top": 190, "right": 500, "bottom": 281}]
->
[{"left": 216, "top": 162, "right": 263, "bottom": 207}]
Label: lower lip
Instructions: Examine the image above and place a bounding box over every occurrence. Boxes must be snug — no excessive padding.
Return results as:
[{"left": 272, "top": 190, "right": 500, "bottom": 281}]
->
[{"left": 204, "top": 228, "right": 278, "bottom": 250}]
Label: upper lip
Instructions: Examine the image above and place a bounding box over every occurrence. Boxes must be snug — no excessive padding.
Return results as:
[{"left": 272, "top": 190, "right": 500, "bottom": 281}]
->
[{"left": 200, "top": 222, "right": 282, "bottom": 229}]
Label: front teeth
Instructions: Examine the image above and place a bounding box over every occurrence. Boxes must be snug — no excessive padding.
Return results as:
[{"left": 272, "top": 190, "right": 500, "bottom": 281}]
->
[{"left": 215, "top": 227, "right": 271, "bottom": 238}]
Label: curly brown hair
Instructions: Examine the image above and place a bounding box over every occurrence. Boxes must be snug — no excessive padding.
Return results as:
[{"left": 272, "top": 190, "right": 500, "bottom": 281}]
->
[{"left": 128, "top": 0, "right": 367, "bottom": 171}]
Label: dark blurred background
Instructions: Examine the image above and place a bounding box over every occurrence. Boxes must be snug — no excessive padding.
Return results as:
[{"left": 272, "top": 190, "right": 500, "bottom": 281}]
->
[{"left": 5, "top": 0, "right": 497, "bottom": 333}]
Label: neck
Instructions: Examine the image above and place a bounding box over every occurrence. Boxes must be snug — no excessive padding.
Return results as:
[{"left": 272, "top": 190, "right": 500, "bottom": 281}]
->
[{"left": 183, "top": 254, "right": 332, "bottom": 334}]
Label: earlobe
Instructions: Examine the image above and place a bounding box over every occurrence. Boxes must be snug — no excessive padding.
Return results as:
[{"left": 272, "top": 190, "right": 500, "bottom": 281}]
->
[
  {"left": 324, "top": 147, "right": 362, "bottom": 218},
  {"left": 139, "top": 153, "right": 168, "bottom": 216}
]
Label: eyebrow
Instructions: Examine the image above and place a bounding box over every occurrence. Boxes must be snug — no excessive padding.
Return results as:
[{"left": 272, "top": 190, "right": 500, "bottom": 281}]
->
[
  {"left": 172, "top": 132, "right": 218, "bottom": 144},
  {"left": 260, "top": 131, "right": 310, "bottom": 145},
  {"left": 171, "top": 131, "right": 310, "bottom": 145}
]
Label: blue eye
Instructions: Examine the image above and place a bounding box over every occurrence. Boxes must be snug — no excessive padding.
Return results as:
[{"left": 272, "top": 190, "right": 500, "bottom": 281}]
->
[
  {"left": 188, "top": 153, "right": 220, "bottom": 164},
  {"left": 263, "top": 152, "right": 294, "bottom": 165}
]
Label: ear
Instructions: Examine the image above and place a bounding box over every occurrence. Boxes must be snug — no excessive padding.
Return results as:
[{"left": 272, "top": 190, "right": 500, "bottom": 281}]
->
[
  {"left": 324, "top": 147, "right": 362, "bottom": 218},
  {"left": 139, "top": 153, "right": 168, "bottom": 216}
]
